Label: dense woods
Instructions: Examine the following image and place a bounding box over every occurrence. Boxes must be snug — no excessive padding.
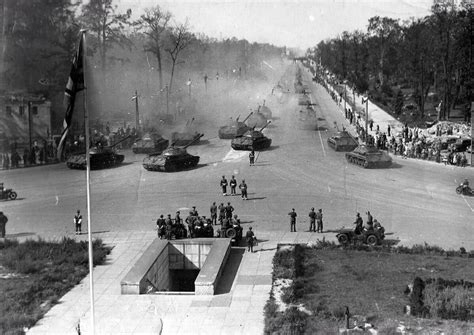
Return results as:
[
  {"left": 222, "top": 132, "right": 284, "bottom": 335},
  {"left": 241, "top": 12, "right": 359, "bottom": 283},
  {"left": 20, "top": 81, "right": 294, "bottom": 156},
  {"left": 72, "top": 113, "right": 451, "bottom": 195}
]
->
[
  {"left": 309, "top": 2, "right": 472, "bottom": 121},
  {"left": 0, "top": 0, "right": 284, "bottom": 132}
]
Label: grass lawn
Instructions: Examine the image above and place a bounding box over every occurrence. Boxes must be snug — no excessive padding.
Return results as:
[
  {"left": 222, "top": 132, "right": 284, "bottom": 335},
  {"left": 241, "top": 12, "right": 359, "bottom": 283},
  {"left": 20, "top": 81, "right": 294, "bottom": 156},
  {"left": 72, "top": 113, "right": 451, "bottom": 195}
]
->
[
  {"left": 0, "top": 238, "right": 111, "bottom": 334},
  {"left": 265, "top": 244, "right": 474, "bottom": 334}
]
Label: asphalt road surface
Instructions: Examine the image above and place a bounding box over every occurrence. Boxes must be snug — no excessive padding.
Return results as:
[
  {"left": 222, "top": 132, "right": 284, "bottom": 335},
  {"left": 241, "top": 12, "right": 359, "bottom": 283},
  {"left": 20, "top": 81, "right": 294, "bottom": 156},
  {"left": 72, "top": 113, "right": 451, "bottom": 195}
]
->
[{"left": 1, "top": 64, "right": 473, "bottom": 250}]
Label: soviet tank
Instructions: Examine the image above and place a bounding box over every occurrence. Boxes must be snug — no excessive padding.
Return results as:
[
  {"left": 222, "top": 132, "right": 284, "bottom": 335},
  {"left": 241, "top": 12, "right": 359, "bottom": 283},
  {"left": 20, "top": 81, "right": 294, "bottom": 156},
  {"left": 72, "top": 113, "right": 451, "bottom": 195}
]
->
[
  {"left": 143, "top": 134, "right": 204, "bottom": 172},
  {"left": 247, "top": 108, "right": 268, "bottom": 128},
  {"left": 259, "top": 100, "right": 272, "bottom": 119},
  {"left": 345, "top": 144, "right": 392, "bottom": 168},
  {"left": 231, "top": 121, "right": 272, "bottom": 151},
  {"left": 327, "top": 130, "right": 359, "bottom": 151},
  {"left": 66, "top": 135, "right": 130, "bottom": 170},
  {"left": 218, "top": 112, "right": 253, "bottom": 139},
  {"left": 170, "top": 118, "right": 202, "bottom": 146},
  {"left": 132, "top": 131, "right": 169, "bottom": 154},
  {"left": 298, "top": 106, "right": 318, "bottom": 130}
]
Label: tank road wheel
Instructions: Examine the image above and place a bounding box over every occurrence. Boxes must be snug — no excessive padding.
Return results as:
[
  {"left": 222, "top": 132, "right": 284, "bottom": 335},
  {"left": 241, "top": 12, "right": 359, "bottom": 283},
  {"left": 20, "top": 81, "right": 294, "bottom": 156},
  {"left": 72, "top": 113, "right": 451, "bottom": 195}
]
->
[
  {"left": 366, "top": 234, "right": 378, "bottom": 246},
  {"left": 9, "top": 191, "right": 17, "bottom": 200},
  {"left": 456, "top": 186, "right": 462, "bottom": 194},
  {"left": 337, "top": 234, "right": 349, "bottom": 245},
  {"left": 226, "top": 228, "right": 237, "bottom": 239}
]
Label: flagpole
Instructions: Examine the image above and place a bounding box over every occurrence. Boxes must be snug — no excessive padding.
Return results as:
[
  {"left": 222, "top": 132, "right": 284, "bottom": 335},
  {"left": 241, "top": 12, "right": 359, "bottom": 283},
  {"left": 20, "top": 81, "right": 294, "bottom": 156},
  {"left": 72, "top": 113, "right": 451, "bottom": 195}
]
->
[{"left": 81, "top": 29, "right": 96, "bottom": 335}]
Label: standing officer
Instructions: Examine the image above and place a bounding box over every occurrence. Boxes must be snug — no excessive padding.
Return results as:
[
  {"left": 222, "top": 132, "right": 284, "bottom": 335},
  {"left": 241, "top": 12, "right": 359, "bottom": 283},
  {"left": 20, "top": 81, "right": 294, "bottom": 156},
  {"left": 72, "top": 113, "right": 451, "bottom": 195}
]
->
[
  {"left": 186, "top": 211, "right": 195, "bottom": 238},
  {"left": 220, "top": 175, "right": 228, "bottom": 196},
  {"left": 249, "top": 150, "right": 255, "bottom": 166},
  {"left": 246, "top": 226, "right": 255, "bottom": 252},
  {"left": 288, "top": 208, "right": 297, "bottom": 232},
  {"left": 354, "top": 212, "right": 363, "bottom": 234},
  {"left": 74, "top": 210, "right": 82, "bottom": 235},
  {"left": 210, "top": 202, "right": 217, "bottom": 224},
  {"left": 175, "top": 211, "right": 182, "bottom": 225},
  {"left": 308, "top": 208, "right": 316, "bottom": 232},
  {"left": 218, "top": 203, "right": 226, "bottom": 224},
  {"left": 239, "top": 179, "right": 248, "bottom": 200},
  {"left": 156, "top": 214, "right": 166, "bottom": 239},
  {"left": 165, "top": 214, "right": 173, "bottom": 240},
  {"left": 366, "top": 211, "right": 373, "bottom": 226},
  {"left": 225, "top": 202, "right": 234, "bottom": 219},
  {"left": 230, "top": 176, "right": 237, "bottom": 195},
  {"left": 316, "top": 209, "right": 323, "bottom": 233},
  {"left": 190, "top": 206, "right": 198, "bottom": 217},
  {"left": 0, "top": 211, "right": 8, "bottom": 238}
]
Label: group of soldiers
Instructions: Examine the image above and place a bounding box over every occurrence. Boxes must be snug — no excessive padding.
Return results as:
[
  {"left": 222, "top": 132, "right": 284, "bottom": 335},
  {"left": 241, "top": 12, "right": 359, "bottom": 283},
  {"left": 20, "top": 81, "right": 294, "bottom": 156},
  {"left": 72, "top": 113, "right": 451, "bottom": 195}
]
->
[
  {"left": 288, "top": 208, "right": 324, "bottom": 233},
  {"left": 353, "top": 211, "right": 383, "bottom": 234},
  {"left": 220, "top": 175, "right": 248, "bottom": 200}
]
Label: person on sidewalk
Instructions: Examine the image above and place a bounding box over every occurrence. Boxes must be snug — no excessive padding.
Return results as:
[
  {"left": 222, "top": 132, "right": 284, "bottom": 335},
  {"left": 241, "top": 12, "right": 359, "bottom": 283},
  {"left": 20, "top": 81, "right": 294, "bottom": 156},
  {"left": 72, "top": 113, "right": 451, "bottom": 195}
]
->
[
  {"left": 249, "top": 150, "right": 255, "bottom": 166},
  {"left": 246, "top": 226, "right": 255, "bottom": 252},
  {"left": 74, "top": 210, "right": 82, "bottom": 235},
  {"left": 230, "top": 176, "right": 237, "bottom": 195},
  {"left": 239, "top": 179, "right": 248, "bottom": 200},
  {"left": 308, "top": 208, "right": 316, "bottom": 232},
  {"left": 288, "top": 208, "right": 297, "bottom": 232},
  {"left": 220, "top": 175, "right": 228, "bottom": 196},
  {"left": 218, "top": 203, "right": 226, "bottom": 224},
  {"left": 316, "top": 209, "right": 323, "bottom": 233},
  {"left": 0, "top": 211, "right": 8, "bottom": 238},
  {"left": 210, "top": 202, "right": 217, "bottom": 224},
  {"left": 225, "top": 202, "right": 234, "bottom": 219}
]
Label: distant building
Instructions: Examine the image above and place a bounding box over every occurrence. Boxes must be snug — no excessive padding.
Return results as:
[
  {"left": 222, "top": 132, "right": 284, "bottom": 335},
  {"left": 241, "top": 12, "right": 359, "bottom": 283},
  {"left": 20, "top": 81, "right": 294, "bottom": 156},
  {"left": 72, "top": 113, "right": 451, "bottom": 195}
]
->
[{"left": 0, "top": 92, "right": 52, "bottom": 151}]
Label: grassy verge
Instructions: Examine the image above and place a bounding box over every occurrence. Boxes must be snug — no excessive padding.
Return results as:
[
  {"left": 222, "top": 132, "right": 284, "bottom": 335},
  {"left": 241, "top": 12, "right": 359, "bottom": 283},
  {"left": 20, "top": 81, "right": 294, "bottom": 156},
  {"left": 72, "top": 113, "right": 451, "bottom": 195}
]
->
[
  {"left": 0, "top": 238, "right": 111, "bottom": 334},
  {"left": 265, "top": 242, "right": 474, "bottom": 334}
]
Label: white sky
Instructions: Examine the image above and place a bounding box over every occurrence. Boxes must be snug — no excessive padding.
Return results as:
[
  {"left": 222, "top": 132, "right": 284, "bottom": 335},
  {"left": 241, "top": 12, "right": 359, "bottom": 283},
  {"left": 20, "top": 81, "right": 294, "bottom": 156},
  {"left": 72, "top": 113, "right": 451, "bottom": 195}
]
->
[{"left": 116, "top": 0, "right": 433, "bottom": 49}]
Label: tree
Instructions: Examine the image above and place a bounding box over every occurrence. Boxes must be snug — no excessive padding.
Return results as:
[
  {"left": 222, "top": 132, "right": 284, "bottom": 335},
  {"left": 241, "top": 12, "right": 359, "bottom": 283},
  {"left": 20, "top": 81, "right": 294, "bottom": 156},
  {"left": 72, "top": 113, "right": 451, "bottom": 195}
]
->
[
  {"left": 166, "top": 20, "right": 193, "bottom": 92},
  {"left": 134, "top": 6, "right": 171, "bottom": 91}
]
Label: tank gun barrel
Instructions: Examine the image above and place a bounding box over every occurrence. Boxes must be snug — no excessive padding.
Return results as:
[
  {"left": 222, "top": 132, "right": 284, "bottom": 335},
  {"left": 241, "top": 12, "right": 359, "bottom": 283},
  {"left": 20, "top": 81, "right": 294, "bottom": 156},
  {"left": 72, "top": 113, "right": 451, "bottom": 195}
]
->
[
  {"left": 242, "top": 111, "right": 253, "bottom": 123},
  {"left": 182, "top": 133, "right": 204, "bottom": 149},
  {"left": 111, "top": 134, "right": 134, "bottom": 148},
  {"left": 259, "top": 121, "right": 271, "bottom": 132},
  {"left": 236, "top": 114, "right": 241, "bottom": 122}
]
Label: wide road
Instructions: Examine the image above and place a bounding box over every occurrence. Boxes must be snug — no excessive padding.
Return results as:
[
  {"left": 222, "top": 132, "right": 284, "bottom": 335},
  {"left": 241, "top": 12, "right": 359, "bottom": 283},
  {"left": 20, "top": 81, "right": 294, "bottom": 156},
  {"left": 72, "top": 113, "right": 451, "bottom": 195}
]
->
[{"left": 1, "top": 64, "right": 473, "bottom": 250}]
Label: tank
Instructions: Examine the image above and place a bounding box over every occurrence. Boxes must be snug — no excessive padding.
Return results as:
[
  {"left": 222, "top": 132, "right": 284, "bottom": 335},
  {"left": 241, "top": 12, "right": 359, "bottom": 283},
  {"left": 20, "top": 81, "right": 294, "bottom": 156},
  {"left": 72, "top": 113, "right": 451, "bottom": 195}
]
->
[
  {"left": 231, "top": 121, "right": 272, "bottom": 151},
  {"left": 327, "top": 130, "right": 359, "bottom": 151},
  {"left": 66, "top": 135, "right": 130, "bottom": 170},
  {"left": 218, "top": 112, "right": 253, "bottom": 139},
  {"left": 259, "top": 100, "right": 272, "bottom": 119},
  {"left": 143, "top": 134, "right": 204, "bottom": 172},
  {"left": 247, "top": 109, "right": 268, "bottom": 128},
  {"left": 132, "top": 132, "right": 169, "bottom": 154},
  {"left": 171, "top": 118, "right": 202, "bottom": 146},
  {"left": 298, "top": 106, "right": 318, "bottom": 130},
  {"left": 345, "top": 144, "right": 392, "bottom": 168}
]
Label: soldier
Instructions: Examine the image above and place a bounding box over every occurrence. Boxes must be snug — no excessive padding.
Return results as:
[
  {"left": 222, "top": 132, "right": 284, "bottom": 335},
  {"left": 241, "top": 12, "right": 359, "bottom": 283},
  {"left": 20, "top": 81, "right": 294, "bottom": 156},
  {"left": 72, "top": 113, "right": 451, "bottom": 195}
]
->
[
  {"left": 316, "top": 209, "right": 323, "bottom": 233},
  {"left": 165, "top": 214, "right": 173, "bottom": 240},
  {"left": 249, "top": 150, "right": 255, "bottom": 166},
  {"left": 220, "top": 175, "right": 228, "bottom": 196},
  {"left": 186, "top": 212, "right": 195, "bottom": 238},
  {"left": 354, "top": 212, "right": 363, "bottom": 234},
  {"left": 239, "top": 179, "right": 248, "bottom": 200},
  {"left": 225, "top": 202, "right": 234, "bottom": 219},
  {"left": 230, "top": 176, "right": 237, "bottom": 195},
  {"left": 218, "top": 203, "right": 226, "bottom": 224},
  {"left": 308, "top": 208, "right": 316, "bottom": 232},
  {"left": 366, "top": 211, "right": 373, "bottom": 225},
  {"left": 246, "top": 227, "right": 255, "bottom": 252},
  {"left": 288, "top": 208, "right": 297, "bottom": 232},
  {"left": 156, "top": 214, "right": 166, "bottom": 239},
  {"left": 175, "top": 211, "right": 182, "bottom": 225},
  {"left": 190, "top": 206, "right": 198, "bottom": 217},
  {"left": 0, "top": 211, "right": 8, "bottom": 238},
  {"left": 210, "top": 202, "right": 217, "bottom": 225},
  {"left": 74, "top": 210, "right": 82, "bottom": 235}
]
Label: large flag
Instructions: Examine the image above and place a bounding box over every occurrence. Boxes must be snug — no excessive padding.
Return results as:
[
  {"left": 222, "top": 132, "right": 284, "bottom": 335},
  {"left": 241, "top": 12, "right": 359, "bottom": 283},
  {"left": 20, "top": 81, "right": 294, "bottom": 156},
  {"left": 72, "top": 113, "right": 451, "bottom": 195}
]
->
[{"left": 57, "top": 33, "right": 85, "bottom": 160}]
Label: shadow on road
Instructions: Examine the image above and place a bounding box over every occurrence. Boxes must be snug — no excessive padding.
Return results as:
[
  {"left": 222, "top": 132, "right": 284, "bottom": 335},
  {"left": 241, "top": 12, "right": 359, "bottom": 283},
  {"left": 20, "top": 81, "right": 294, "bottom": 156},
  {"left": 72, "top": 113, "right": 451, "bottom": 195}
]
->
[
  {"left": 4, "top": 232, "right": 36, "bottom": 238},
  {"left": 246, "top": 197, "right": 266, "bottom": 201},
  {"left": 214, "top": 247, "right": 245, "bottom": 295}
]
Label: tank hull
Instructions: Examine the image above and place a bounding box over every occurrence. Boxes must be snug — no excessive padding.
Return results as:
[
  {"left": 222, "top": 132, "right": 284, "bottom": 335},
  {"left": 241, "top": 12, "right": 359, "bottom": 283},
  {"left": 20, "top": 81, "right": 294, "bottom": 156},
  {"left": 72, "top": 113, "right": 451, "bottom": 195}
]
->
[
  {"left": 171, "top": 133, "right": 201, "bottom": 146},
  {"left": 345, "top": 152, "right": 392, "bottom": 168},
  {"left": 132, "top": 139, "right": 169, "bottom": 154},
  {"left": 218, "top": 126, "right": 250, "bottom": 139},
  {"left": 231, "top": 137, "right": 272, "bottom": 151},
  {"left": 142, "top": 154, "right": 200, "bottom": 172},
  {"left": 327, "top": 139, "right": 358, "bottom": 152},
  {"left": 66, "top": 152, "right": 125, "bottom": 170}
]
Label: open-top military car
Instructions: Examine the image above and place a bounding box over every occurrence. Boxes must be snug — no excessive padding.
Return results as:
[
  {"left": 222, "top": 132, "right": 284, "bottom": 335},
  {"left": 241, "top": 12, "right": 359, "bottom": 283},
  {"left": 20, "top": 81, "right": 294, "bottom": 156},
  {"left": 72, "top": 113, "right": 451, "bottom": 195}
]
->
[
  {"left": 336, "top": 222, "right": 386, "bottom": 246},
  {"left": 0, "top": 184, "right": 17, "bottom": 200}
]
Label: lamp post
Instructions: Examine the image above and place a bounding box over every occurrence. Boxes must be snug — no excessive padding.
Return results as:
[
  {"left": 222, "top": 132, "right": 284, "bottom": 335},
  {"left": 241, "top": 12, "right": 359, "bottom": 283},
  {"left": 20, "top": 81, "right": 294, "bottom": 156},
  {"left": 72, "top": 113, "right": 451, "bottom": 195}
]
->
[
  {"left": 28, "top": 101, "right": 32, "bottom": 152},
  {"left": 132, "top": 90, "right": 139, "bottom": 133}
]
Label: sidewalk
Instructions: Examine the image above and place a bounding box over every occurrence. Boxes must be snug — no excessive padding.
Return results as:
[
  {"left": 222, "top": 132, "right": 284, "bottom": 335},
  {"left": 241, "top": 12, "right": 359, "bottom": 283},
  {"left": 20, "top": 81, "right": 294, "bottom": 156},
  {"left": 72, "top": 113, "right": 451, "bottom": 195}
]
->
[{"left": 26, "top": 230, "right": 337, "bottom": 335}]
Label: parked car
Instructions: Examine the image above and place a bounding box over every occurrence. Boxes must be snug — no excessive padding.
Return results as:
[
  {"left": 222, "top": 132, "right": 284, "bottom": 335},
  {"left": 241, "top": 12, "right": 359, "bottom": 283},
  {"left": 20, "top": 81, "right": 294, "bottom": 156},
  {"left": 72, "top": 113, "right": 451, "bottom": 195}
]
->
[{"left": 454, "top": 138, "right": 472, "bottom": 152}]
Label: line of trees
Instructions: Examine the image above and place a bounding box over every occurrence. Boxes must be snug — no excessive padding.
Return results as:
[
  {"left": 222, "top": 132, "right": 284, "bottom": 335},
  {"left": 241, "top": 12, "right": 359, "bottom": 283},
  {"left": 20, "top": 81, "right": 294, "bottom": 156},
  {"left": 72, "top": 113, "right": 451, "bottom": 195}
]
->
[
  {"left": 310, "top": 1, "right": 472, "bottom": 120},
  {"left": 0, "top": 0, "right": 285, "bottom": 130}
]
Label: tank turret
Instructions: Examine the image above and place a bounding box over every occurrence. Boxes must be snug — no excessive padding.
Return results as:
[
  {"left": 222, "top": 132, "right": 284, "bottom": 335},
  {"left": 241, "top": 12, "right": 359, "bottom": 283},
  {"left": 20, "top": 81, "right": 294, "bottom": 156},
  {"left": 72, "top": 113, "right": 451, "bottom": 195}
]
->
[
  {"left": 171, "top": 118, "right": 202, "bottom": 146},
  {"left": 327, "top": 130, "right": 358, "bottom": 151},
  {"left": 218, "top": 112, "right": 253, "bottom": 139},
  {"left": 345, "top": 144, "right": 392, "bottom": 168},
  {"left": 231, "top": 121, "right": 272, "bottom": 151},
  {"left": 259, "top": 100, "right": 272, "bottom": 119},
  {"left": 66, "top": 135, "right": 131, "bottom": 170},
  {"left": 132, "top": 132, "right": 169, "bottom": 154},
  {"left": 247, "top": 107, "right": 267, "bottom": 128},
  {"left": 143, "top": 134, "right": 204, "bottom": 172}
]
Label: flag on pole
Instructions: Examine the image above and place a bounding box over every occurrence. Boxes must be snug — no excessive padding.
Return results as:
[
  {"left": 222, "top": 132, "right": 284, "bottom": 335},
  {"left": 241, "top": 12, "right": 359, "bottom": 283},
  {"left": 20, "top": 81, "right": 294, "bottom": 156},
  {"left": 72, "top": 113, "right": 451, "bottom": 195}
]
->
[{"left": 57, "top": 34, "right": 85, "bottom": 159}]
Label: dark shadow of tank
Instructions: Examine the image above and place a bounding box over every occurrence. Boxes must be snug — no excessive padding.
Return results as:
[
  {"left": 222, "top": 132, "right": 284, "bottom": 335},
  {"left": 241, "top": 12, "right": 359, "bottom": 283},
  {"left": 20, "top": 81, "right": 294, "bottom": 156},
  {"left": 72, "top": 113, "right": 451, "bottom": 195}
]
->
[
  {"left": 327, "top": 130, "right": 359, "bottom": 151},
  {"left": 345, "top": 144, "right": 392, "bottom": 168},
  {"left": 132, "top": 131, "right": 169, "bottom": 154},
  {"left": 143, "top": 134, "right": 203, "bottom": 172},
  {"left": 218, "top": 112, "right": 253, "bottom": 139},
  {"left": 231, "top": 121, "right": 272, "bottom": 151}
]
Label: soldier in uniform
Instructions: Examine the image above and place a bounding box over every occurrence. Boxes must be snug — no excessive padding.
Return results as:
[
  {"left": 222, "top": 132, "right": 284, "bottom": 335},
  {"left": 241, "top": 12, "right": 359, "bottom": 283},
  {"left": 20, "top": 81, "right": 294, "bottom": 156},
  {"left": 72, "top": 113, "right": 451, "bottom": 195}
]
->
[
  {"left": 165, "top": 214, "right": 173, "bottom": 240},
  {"left": 190, "top": 206, "right": 198, "bottom": 217},
  {"left": 316, "top": 209, "right": 323, "bottom": 233},
  {"left": 230, "top": 176, "right": 237, "bottom": 195},
  {"left": 288, "top": 208, "right": 297, "bottom": 232},
  {"left": 186, "top": 212, "right": 195, "bottom": 238},
  {"left": 220, "top": 175, "right": 228, "bottom": 195},
  {"left": 354, "top": 212, "right": 363, "bottom": 234},
  {"left": 218, "top": 203, "right": 226, "bottom": 224},
  {"left": 246, "top": 227, "right": 255, "bottom": 252},
  {"left": 239, "top": 179, "right": 248, "bottom": 200},
  {"left": 175, "top": 211, "right": 182, "bottom": 225},
  {"left": 249, "top": 150, "right": 255, "bottom": 166},
  {"left": 210, "top": 202, "right": 217, "bottom": 225},
  {"left": 74, "top": 210, "right": 82, "bottom": 235},
  {"left": 308, "top": 208, "right": 316, "bottom": 232},
  {"left": 225, "top": 202, "right": 234, "bottom": 219},
  {"left": 0, "top": 211, "right": 8, "bottom": 238},
  {"left": 156, "top": 214, "right": 166, "bottom": 239}
]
